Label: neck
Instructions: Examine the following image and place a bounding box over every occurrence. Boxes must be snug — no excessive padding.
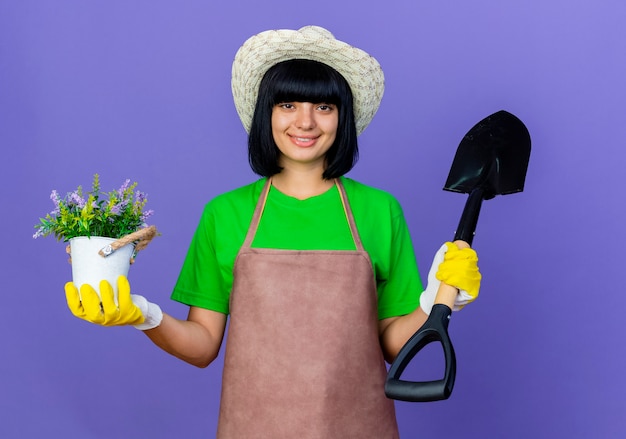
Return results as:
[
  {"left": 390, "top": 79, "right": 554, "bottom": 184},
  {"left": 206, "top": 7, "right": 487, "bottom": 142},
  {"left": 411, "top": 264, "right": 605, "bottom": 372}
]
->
[{"left": 271, "top": 169, "right": 335, "bottom": 200}]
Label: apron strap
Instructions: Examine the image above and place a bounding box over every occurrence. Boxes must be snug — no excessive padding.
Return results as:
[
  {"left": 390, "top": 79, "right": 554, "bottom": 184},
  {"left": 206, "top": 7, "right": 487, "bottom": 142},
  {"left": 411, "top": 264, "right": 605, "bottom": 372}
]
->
[
  {"left": 336, "top": 178, "right": 365, "bottom": 252},
  {"left": 241, "top": 178, "right": 272, "bottom": 249},
  {"left": 241, "top": 177, "right": 364, "bottom": 252}
]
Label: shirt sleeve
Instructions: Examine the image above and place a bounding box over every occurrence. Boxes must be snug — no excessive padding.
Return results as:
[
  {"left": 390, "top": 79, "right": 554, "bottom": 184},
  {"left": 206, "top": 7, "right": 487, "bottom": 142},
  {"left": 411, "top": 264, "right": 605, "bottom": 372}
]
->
[
  {"left": 375, "top": 201, "right": 424, "bottom": 320},
  {"left": 170, "top": 202, "right": 230, "bottom": 314}
]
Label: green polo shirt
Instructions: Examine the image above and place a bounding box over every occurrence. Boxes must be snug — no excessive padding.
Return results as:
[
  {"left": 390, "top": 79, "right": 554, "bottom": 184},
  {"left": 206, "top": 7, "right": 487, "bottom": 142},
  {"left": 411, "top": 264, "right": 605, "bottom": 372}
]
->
[{"left": 171, "top": 177, "right": 423, "bottom": 319}]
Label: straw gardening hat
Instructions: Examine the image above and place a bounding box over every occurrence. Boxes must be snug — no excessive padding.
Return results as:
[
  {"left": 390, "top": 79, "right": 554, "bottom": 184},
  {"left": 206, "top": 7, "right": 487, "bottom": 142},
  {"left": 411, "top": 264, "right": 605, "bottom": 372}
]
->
[{"left": 231, "top": 25, "right": 385, "bottom": 135}]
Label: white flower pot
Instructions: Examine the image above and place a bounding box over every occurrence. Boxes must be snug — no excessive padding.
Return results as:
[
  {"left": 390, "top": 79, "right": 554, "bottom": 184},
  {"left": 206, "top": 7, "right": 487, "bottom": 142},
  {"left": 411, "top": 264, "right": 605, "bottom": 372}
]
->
[{"left": 69, "top": 236, "right": 134, "bottom": 300}]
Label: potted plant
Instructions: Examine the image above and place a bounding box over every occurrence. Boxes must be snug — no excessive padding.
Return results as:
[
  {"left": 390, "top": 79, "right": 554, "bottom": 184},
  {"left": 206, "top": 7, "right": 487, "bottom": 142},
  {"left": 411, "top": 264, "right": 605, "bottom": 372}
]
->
[{"left": 33, "top": 174, "right": 157, "bottom": 297}]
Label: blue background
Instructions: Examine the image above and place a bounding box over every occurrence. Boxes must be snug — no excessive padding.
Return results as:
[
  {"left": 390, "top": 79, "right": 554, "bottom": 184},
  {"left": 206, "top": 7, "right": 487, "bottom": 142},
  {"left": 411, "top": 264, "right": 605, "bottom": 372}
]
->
[{"left": 2, "top": 1, "right": 625, "bottom": 437}]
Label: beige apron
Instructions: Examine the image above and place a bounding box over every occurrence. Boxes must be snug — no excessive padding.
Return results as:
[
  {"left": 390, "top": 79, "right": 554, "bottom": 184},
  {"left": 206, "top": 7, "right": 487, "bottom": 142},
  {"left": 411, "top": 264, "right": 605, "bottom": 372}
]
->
[{"left": 217, "top": 179, "right": 399, "bottom": 438}]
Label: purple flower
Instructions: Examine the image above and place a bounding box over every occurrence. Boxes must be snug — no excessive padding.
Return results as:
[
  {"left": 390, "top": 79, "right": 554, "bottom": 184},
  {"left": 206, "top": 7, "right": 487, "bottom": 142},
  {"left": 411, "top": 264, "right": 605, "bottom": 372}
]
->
[
  {"left": 135, "top": 190, "right": 147, "bottom": 205},
  {"left": 140, "top": 209, "right": 154, "bottom": 222},
  {"left": 110, "top": 199, "right": 129, "bottom": 215},
  {"left": 49, "top": 190, "right": 61, "bottom": 215},
  {"left": 117, "top": 179, "right": 131, "bottom": 197},
  {"left": 68, "top": 191, "right": 86, "bottom": 208},
  {"left": 110, "top": 203, "right": 123, "bottom": 215}
]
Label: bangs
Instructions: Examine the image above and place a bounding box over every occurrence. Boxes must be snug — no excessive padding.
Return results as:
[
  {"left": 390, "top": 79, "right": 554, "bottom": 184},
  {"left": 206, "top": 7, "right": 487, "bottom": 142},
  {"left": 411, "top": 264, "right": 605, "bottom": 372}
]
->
[{"left": 265, "top": 59, "right": 347, "bottom": 105}]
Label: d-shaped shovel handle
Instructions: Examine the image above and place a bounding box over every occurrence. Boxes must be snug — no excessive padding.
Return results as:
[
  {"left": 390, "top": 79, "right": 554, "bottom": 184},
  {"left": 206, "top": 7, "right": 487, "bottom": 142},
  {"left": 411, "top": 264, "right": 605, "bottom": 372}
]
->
[
  {"left": 385, "top": 304, "right": 456, "bottom": 402},
  {"left": 385, "top": 243, "right": 468, "bottom": 402}
]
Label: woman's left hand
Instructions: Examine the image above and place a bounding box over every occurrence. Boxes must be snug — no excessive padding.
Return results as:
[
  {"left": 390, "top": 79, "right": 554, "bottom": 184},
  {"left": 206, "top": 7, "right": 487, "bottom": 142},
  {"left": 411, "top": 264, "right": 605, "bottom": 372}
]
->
[
  {"left": 436, "top": 241, "right": 481, "bottom": 308},
  {"left": 419, "top": 242, "right": 481, "bottom": 314}
]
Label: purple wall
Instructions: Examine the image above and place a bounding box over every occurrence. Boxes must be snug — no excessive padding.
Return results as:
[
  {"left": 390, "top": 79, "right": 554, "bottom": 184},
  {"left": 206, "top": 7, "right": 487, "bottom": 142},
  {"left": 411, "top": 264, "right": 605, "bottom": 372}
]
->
[{"left": 2, "top": 1, "right": 625, "bottom": 437}]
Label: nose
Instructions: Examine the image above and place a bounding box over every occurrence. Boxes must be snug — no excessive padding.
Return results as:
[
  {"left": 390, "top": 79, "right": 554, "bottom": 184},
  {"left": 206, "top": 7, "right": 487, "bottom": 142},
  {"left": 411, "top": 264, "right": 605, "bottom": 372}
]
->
[{"left": 295, "top": 104, "right": 316, "bottom": 130}]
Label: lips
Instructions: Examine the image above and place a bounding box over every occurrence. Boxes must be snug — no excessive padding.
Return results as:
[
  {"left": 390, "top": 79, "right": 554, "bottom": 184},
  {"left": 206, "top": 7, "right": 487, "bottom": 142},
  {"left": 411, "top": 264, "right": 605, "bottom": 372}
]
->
[{"left": 289, "top": 134, "right": 319, "bottom": 147}]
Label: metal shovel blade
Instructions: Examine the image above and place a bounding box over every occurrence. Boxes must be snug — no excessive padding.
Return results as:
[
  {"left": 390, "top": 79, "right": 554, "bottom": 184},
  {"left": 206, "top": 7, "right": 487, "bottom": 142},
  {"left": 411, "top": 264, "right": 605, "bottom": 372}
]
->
[{"left": 444, "top": 110, "right": 531, "bottom": 200}]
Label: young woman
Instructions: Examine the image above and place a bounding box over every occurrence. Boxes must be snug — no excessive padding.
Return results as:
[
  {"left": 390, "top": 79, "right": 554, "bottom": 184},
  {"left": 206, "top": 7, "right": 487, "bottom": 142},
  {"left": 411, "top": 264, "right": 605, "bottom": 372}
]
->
[{"left": 65, "top": 26, "right": 481, "bottom": 438}]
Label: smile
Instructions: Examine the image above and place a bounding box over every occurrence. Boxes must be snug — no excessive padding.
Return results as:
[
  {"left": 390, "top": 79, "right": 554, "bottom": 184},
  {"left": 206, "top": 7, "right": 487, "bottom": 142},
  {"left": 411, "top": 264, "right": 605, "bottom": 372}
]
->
[
  {"left": 288, "top": 134, "right": 320, "bottom": 147},
  {"left": 291, "top": 135, "right": 317, "bottom": 142}
]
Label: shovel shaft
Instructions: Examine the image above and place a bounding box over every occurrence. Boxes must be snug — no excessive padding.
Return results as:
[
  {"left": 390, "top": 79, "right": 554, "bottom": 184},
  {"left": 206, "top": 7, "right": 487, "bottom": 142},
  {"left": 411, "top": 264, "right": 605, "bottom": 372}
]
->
[
  {"left": 434, "top": 240, "right": 470, "bottom": 307},
  {"left": 453, "top": 189, "right": 484, "bottom": 246},
  {"left": 433, "top": 284, "right": 459, "bottom": 308}
]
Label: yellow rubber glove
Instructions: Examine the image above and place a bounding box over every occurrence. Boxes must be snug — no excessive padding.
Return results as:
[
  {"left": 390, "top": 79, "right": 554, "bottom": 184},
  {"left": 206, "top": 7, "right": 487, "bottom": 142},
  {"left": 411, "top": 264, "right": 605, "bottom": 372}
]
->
[
  {"left": 65, "top": 276, "right": 146, "bottom": 326},
  {"left": 436, "top": 241, "right": 481, "bottom": 308}
]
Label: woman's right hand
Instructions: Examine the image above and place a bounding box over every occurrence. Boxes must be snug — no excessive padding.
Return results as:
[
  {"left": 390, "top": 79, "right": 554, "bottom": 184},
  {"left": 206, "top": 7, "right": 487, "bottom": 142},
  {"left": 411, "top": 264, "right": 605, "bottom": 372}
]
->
[{"left": 65, "top": 275, "right": 163, "bottom": 330}]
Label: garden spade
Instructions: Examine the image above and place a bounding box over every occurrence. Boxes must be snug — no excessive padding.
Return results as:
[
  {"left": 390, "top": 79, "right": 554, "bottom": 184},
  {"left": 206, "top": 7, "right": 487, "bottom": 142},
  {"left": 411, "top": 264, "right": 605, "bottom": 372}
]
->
[{"left": 385, "top": 110, "right": 531, "bottom": 402}]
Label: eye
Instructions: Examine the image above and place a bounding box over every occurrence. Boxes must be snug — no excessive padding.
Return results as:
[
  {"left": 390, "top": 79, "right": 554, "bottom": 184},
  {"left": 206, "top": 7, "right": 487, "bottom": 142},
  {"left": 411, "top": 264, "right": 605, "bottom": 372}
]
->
[
  {"left": 277, "top": 102, "right": 295, "bottom": 110},
  {"left": 317, "top": 104, "right": 335, "bottom": 112}
]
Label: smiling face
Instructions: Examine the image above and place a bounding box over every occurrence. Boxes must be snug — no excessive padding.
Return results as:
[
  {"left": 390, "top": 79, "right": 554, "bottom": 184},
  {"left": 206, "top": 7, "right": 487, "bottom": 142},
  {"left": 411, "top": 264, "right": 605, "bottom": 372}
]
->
[
  {"left": 271, "top": 101, "right": 338, "bottom": 172},
  {"left": 248, "top": 59, "right": 358, "bottom": 179}
]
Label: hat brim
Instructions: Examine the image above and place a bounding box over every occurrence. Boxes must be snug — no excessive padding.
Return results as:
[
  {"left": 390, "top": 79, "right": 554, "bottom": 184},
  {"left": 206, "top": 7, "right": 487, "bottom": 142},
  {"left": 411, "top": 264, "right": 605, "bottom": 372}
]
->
[{"left": 231, "top": 26, "right": 385, "bottom": 135}]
